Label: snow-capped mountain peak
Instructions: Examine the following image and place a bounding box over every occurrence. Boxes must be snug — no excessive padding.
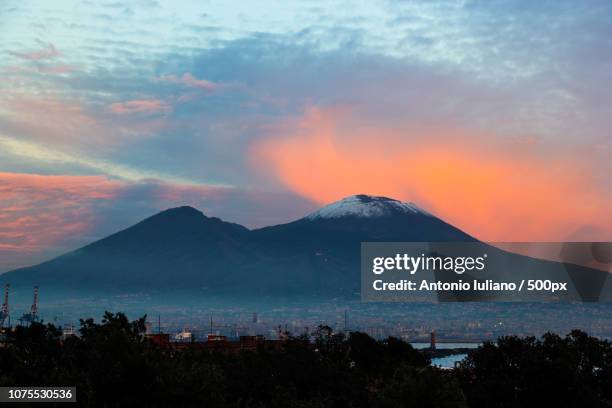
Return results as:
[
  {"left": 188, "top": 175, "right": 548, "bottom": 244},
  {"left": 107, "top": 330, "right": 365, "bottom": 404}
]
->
[{"left": 306, "top": 194, "right": 430, "bottom": 220}]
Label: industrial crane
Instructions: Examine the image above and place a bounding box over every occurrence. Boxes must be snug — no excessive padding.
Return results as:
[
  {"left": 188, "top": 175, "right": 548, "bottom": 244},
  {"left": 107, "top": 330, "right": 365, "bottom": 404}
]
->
[
  {"left": 0, "top": 284, "right": 9, "bottom": 328},
  {"left": 19, "top": 286, "right": 40, "bottom": 326}
]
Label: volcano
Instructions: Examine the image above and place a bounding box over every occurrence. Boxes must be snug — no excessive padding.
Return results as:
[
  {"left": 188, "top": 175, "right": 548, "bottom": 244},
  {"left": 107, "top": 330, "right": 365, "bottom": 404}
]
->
[{"left": 1, "top": 195, "right": 606, "bottom": 301}]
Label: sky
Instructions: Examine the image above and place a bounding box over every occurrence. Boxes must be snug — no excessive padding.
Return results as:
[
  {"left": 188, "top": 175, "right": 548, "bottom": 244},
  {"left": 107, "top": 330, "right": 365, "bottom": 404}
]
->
[{"left": 1, "top": 0, "right": 611, "bottom": 271}]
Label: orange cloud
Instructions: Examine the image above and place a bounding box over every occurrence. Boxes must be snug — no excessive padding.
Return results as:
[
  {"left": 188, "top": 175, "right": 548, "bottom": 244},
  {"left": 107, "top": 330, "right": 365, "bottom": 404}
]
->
[{"left": 251, "top": 107, "right": 612, "bottom": 241}]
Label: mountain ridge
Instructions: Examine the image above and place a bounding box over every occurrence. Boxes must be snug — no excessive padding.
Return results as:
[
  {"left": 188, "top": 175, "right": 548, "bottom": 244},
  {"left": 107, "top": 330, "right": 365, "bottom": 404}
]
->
[
  {"left": 1, "top": 194, "right": 608, "bottom": 301},
  {"left": 2, "top": 194, "right": 472, "bottom": 294}
]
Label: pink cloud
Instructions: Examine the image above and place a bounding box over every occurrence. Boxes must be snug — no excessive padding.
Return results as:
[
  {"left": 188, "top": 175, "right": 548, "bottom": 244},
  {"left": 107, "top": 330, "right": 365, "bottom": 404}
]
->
[
  {"left": 108, "top": 98, "right": 171, "bottom": 115},
  {"left": 0, "top": 93, "right": 107, "bottom": 146},
  {"left": 10, "top": 43, "right": 61, "bottom": 60},
  {"left": 0, "top": 173, "right": 122, "bottom": 271},
  {"left": 155, "top": 72, "right": 220, "bottom": 91},
  {"left": 38, "top": 63, "right": 75, "bottom": 74},
  {"left": 1, "top": 93, "right": 172, "bottom": 151}
]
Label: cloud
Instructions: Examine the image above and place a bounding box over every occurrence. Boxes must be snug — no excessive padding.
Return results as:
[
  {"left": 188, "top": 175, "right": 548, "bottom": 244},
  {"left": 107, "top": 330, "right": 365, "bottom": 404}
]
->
[
  {"left": 0, "top": 93, "right": 110, "bottom": 148},
  {"left": 37, "top": 63, "right": 75, "bottom": 75},
  {"left": 0, "top": 134, "right": 203, "bottom": 185},
  {"left": 155, "top": 72, "right": 220, "bottom": 91},
  {"left": 108, "top": 98, "right": 171, "bottom": 115},
  {"left": 10, "top": 43, "right": 61, "bottom": 61},
  {"left": 251, "top": 107, "right": 612, "bottom": 242},
  {"left": 0, "top": 173, "right": 121, "bottom": 271}
]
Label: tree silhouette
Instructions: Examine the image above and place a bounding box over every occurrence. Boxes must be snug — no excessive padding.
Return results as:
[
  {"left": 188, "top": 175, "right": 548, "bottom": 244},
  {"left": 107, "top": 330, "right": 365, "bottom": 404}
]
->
[{"left": 1, "top": 312, "right": 609, "bottom": 407}]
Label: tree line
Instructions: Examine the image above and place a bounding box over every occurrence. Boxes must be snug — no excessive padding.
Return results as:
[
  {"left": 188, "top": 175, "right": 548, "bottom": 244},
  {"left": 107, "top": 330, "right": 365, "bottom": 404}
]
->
[{"left": 1, "top": 312, "right": 611, "bottom": 407}]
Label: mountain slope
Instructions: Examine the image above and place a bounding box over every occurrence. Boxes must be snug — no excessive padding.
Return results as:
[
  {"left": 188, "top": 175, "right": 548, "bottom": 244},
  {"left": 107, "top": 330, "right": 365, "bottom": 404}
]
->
[
  {"left": 7, "top": 194, "right": 603, "bottom": 300},
  {"left": 2, "top": 206, "right": 255, "bottom": 291},
  {"left": 254, "top": 195, "right": 473, "bottom": 245},
  {"left": 247, "top": 195, "right": 475, "bottom": 296}
]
